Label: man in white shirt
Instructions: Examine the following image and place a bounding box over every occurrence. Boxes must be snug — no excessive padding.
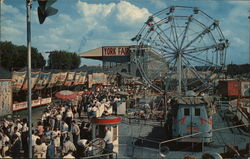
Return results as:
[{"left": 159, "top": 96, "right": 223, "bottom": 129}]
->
[
  {"left": 31, "top": 131, "right": 40, "bottom": 147},
  {"left": 71, "top": 120, "right": 80, "bottom": 146},
  {"left": 16, "top": 119, "right": 23, "bottom": 132},
  {"left": 62, "top": 136, "right": 76, "bottom": 156},
  {"left": 55, "top": 113, "right": 62, "bottom": 129},
  {"left": 103, "top": 126, "right": 114, "bottom": 158},
  {"left": 65, "top": 109, "right": 73, "bottom": 131}
]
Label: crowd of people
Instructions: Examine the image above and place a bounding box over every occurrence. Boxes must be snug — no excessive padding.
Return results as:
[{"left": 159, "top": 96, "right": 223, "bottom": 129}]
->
[{"left": 0, "top": 88, "right": 123, "bottom": 159}]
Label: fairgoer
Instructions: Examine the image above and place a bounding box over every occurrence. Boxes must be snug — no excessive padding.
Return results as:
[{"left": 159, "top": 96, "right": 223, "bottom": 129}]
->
[{"left": 103, "top": 126, "right": 114, "bottom": 159}]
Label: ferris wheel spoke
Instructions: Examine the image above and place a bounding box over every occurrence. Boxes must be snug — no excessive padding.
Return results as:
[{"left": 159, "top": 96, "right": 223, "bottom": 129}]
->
[
  {"left": 155, "top": 23, "right": 178, "bottom": 50},
  {"left": 172, "top": 17, "right": 181, "bottom": 48},
  {"left": 154, "top": 31, "right": 175, "bottom": 52},
  {"left": 184, "top": 53, "right": 219, "bottom": 66},
  {"left": 169, "top": 18, "right": 178, "bottom": 48},
  {"left": 149, "top": 43, "right": 175, "bottom": 55},
  {"left": 182, "top": 57, "right": 207, "bottom": 85},
  {"left": 162, "top": 54, "right": 176, "bottom": 60},
  {"left": 180, "top": 16, "right": 192, "bottom": 49},
  {"left": 149, "top": 63, "right": 168, "bottom": 80},
  {"left": 183, "top": 43, "right": 223, "bottom": 54},
  {"left": 181, "top": 23, "right": 214, "bottom": 51}
]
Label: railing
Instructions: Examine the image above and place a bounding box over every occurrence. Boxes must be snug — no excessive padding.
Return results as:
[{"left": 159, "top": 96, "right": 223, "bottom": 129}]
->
[
  {"left": 158, "top": 123, "right": 249, "bottom": 158},
  {"left": 82, "top": 152, "right": 118, "bottom": 159},
  {"left": 219, "top": 99, "right": 250, "bottom": 130}
]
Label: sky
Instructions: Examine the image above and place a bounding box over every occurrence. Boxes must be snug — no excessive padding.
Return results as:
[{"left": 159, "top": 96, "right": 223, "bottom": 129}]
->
[{"left": 1, "top": 0, "right": 250, "bottom": 66}]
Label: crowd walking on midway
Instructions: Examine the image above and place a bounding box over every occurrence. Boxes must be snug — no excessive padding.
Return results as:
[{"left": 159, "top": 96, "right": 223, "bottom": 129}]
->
[{"left": 0, "top": 88, "right": 121, "bottom": 158}]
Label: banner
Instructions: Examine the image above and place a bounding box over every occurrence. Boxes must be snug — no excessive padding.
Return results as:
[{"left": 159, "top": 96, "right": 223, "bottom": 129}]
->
[
  {"left": 13, "top": 97, "right": 52, "bottom": 111},
  {"left": 41, "top": 97, "right": 52, "bottom": 105},
  {"left": 88, "top": 74, "right": 93, "bottom": 88},
  {"left": 56, "top": 72, "right": 68, "bottom": 86},
  {"left": 78, "top": 72, "right": 87, "bottom": 85},
  {"left": 64, "top": 72, "right": 75, "bottom": 86},
  {"left": 22, "top": 72, "right": 40, "bottom": 90},
  {"left": 73, "top": 72, "right": 81, "bottom": 85},
  {"left": 0, "top": 80, "right": 12, "bottom": 116},
  {"left": 92, "top": 73, "right": 107, "bottom": 84},
  {"left": 35, "top": 72, "right": 51, "bottom": 90},
  {"left": 47, "top": 73, "right": 60, "bottom": 88},
  {"left": 12, "top": 71, "right": 26, "bottom": 92}
]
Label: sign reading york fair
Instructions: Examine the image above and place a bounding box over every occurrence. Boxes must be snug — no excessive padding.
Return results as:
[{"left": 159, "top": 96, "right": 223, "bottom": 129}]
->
[{"left": 102, "top": 46, "right": 129, "bottom": 56}]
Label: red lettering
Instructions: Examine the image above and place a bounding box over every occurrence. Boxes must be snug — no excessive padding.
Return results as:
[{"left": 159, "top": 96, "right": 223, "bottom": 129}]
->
[{"left": 118, "top": 48, "right": 121, "bottom": 55}]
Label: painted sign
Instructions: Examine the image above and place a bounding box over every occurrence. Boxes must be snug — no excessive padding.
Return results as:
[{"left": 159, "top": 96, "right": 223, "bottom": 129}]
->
[
  {"left": 56, "top": 72, "right": 68, "bottom": 86},
  {"left": 102, "top": 46, "right": 129, "bottom": 56},
  {"left": 78, "top": 72, "right": 87, "bottom": 85},
  {"left": 35, "top": 72, "right": 51, "bottom": 90},
  {"left": 89, "top": 73, "right": 108, "bottom": 88},
  {"left": 41, "top": 97, "right": 52, "bottom": 105},
  {"left": 13, "top": 97, "right": 52, "bottom": 111},
  {"left": 12, "top": 71, "right": 26, "bottom": 92},
  {"left": 88, "top": 74, "right": 93, "bottom": 88},
  {"left": 0, "top": 80, "right": 12, "bottom": 116},
  {"left": 22, "top": 72, "right": 40, "bottom": 90},
  {"left": 47, "top": 73, "right": 60, "bottom": 88},
  {"left": 65, "top": 72, "right": 75, "bottom": 86},
  {"left": 73, "top": 72, "right": 81, "bottom": 86}
]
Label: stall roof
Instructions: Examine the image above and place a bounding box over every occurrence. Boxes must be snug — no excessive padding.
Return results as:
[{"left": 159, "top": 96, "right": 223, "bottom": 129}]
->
[
  {"left": 172, "top": 96, "right": 216, "bottom": 105},
  {"left": 79, "top": 47, "right": 103, "bottom": 60}
]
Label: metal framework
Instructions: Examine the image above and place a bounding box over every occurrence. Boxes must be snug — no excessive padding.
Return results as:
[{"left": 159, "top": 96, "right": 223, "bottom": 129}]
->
[{"left": 132, "top": 6, "right": 229, "bottom": 94}]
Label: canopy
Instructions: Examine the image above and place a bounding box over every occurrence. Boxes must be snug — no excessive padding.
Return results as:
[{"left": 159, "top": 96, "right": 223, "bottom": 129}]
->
[
  {"left": 55, "top": 90, "right": 77, "bottom": 100},
  {"left": 171, "top": 96, "right": 216, "bottom": 105},
  {"left": 91, "top": 116, "right": 122, "bottom": 125}
]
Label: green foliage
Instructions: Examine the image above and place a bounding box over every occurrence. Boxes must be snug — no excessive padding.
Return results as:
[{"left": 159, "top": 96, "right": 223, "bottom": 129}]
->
[
  {"left": 48, "top": 50, "right": 80, "bottom": 70},
  {"left": 0, "top": 41, "right": 46, "bottom": 70}
]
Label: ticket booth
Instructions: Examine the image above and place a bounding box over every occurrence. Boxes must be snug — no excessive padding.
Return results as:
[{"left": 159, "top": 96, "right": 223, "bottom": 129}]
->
[{"left": 91, "top": 116, "right": 122, "bottom": 153}]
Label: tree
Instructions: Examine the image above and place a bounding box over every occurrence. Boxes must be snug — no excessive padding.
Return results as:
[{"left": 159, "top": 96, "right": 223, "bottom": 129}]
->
[
  {"left": 0, "top": 41, "right": 46, "bottom": 70},
  {"left": 48, "top": 50, "right": 80, "bottom": 70}
]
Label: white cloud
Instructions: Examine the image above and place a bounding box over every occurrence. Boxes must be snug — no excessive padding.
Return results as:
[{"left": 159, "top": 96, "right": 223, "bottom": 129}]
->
[
  {"left": 232, "top": 37, "right": 247, "bottom": 46},
  {"left": 3, "top": 0, "right": 248, "bottom": 65}
]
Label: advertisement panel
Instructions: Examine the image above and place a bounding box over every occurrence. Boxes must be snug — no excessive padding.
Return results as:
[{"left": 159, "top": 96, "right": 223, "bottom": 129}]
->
[
  {"left": 47, "top": 73, "right": 60, "bottom": 88},
  {"left": 73, "top": 72, "right": 81, "bottom": 85},
  {"left": 22, "top": 72, "right": 40, "bottom": 90},
  {"left": 35, "top": 72, "right": 51, "bottom": 90},
  {"left": 88, "top": 74, "right": 93, "bottom": 88},
  {"left": 56, "top": 72, "right": 68, "bottom": 86},
  {"left": 41, "top": 97, "right": 52, "bottom": 105},
  {"left": 13, "top": 97, "right": 52, "bottom": 111},
  {"left": 64, "top": 72, "right": 75, "bottom": 86},
  {"left": 102, "top": 46, "right": 129, "bottom": 56},
  {"left": 92, "top": 73, "right": 107, "bottom": 84},
  {"left": 0, "top": 80, "right": 12, "bottom": 117},
  {"left": 78, "top": 72, "right": 87, "bottom": 85},
  {"left": 241, "top": 81, "right": 250, "bottom": 97},
  {"left": 12, "top": 71, "right": 26, "bottom": 92}
]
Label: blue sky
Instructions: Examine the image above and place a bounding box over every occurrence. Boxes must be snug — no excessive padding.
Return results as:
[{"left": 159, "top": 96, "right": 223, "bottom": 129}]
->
[{"left": 1, "top": 0, "right": 250, "bottom": 65}]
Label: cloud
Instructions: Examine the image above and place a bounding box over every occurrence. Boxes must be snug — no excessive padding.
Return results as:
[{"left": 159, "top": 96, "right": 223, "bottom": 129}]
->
[{"left": 2, "top": 0, "right": 249, "bottom": 65}]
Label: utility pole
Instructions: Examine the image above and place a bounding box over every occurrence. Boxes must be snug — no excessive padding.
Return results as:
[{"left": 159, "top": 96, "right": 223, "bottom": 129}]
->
[
  {"left": 26, "top": 0, "right": 32, "bottom": 158},
  {"left": 0, "top": 0, "right": 2, "bottom": 42},
  {"left": 248, "top": 10, "right": 250, "bottom": 64}
]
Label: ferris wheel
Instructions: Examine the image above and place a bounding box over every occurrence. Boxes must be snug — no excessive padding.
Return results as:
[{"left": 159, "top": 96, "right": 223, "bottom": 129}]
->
[{"left": 132, "top": 6, "right": 229, "bottom": 94}]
